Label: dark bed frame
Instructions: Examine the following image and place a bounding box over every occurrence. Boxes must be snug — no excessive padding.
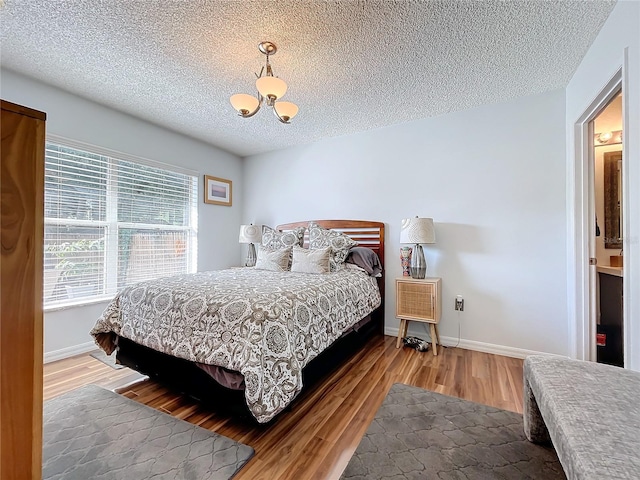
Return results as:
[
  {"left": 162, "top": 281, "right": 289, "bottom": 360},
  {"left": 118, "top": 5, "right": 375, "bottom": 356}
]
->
[{"left": 116, "top": 220, "right": 385, "bottom": 422}]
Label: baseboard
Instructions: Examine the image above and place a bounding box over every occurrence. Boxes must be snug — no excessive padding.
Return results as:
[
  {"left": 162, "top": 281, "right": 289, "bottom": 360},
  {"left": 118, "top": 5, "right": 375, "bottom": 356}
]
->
[
  {"left": 49, "top": 332, "right": 546, "bottom": 364},
  {"left": 44, "top": 341, "right": 96, "bottom": 364},
  {"left": 384, "top": 327, "right": 547, "bottom": 359}
]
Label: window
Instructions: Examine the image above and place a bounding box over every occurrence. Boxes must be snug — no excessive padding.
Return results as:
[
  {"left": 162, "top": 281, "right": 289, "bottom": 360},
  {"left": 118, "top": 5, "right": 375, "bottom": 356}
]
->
[{"left": 44, "top": 138, "right": 198, "bottom": 307}]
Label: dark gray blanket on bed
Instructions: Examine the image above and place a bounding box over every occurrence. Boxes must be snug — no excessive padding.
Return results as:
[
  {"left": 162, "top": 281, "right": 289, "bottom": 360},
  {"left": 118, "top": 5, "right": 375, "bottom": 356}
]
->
[{"left": 346, "top": 247, "right": 383, "bottom": 277}]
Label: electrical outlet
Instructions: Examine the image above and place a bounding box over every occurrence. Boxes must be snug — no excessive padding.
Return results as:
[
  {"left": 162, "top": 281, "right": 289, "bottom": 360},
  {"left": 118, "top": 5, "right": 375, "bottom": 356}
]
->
[{"left": 455, "top": 295, "right": 464, "bottom": 311}]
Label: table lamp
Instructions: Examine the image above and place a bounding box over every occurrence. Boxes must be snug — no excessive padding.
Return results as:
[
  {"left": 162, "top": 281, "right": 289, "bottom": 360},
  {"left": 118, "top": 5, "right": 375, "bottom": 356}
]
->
[
  {"left": 239, "top": 224, "right": 262, "bottom": 267},
  {"left": 400, "top": 217, "right": 436, "bottom": 279}
]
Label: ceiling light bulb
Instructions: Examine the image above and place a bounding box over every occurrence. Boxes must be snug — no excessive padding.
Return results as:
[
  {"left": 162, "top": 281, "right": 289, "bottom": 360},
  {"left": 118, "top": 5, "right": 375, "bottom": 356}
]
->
[
  {"left": 230, "top": 94, "right": 259, "bottom": 116},
  {"left": 598, "top": 132, "right": 613, "bottom": 143},
  {"left": 256, "top": 76, "right": 287, "bottom": 101},
  {"left": 274, "top": 101, "right": 299, "bottom": 123}
]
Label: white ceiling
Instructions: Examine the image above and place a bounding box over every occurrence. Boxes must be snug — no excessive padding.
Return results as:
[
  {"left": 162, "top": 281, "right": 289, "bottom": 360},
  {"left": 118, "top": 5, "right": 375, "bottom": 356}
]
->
[{"left": 0, "top": 1, "right": 616, "bottom": 157}]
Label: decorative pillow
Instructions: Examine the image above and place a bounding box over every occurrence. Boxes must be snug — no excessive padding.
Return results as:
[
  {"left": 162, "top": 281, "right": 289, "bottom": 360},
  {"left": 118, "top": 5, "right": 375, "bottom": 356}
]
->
[
  {"left": 254, "top": 245, "right": 292, "bottom": 272},
  {"left": 291, "top": 246, "right": 331, "bottom": 274},
  {"left": 308, "top": 222, "right": 357, "bottom": 271},
  {"left": 261, "top": 225, "right": 305, "bottom": 249}
]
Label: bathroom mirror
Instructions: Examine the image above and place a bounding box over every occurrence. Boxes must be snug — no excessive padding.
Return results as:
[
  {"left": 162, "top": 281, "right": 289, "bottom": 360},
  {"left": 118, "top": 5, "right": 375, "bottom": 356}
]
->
[{"left": 604, "top": 150, "right": 622, "bottom": 249}]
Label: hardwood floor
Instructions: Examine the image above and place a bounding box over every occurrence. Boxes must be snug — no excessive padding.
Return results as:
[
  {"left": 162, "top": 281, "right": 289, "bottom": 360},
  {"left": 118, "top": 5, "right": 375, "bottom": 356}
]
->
[{"left": 43, "top": 336, "right": 524, "bottom": 480}]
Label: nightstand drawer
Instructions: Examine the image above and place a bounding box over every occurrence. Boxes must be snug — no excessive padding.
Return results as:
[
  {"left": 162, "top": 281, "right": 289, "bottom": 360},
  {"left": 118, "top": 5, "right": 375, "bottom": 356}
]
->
[
  {"left": 396, "top": 282, "right": 435, "bottom": 319},
  {"left": 395, "top": 277, "right": 441, "bottom": 323}
]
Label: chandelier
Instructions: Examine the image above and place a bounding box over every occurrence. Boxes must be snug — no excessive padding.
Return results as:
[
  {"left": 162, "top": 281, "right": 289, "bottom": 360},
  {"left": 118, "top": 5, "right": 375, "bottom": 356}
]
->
[{"left": 230, "top": 42, "right": 299, "bottom": 124}]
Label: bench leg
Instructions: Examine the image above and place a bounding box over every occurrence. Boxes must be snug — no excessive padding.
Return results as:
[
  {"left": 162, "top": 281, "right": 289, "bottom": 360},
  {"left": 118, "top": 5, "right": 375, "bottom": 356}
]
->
[{"left": 523, "top": 375, "right": 550, "bottom": 444}]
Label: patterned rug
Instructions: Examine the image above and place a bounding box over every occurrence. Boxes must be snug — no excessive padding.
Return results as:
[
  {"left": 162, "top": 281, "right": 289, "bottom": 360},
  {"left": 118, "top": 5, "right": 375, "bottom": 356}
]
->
[
  {"left": 341, "top": 383, "right": 565, "bottom": 479},
  {"left": 90, "top": 349, "right": 124, "bottom": 369},
  {"left": 43, "top": 385, "right": 254, "bottom": 480}
]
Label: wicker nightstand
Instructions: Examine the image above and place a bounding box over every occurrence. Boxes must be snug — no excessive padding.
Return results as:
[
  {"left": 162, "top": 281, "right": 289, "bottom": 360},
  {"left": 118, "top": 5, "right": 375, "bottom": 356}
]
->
[{"left": 395, "top": 277, "right": 442, "bottom": 355}]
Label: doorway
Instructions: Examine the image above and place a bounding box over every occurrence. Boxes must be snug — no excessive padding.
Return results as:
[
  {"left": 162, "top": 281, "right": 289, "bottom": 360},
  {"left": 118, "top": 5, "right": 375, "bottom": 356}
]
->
[
  {"left": 592, "top": 92, "right": 624, "bottom": 366},
  {"left": 569, "top": 68, "right": 625, "bottom": 366}
]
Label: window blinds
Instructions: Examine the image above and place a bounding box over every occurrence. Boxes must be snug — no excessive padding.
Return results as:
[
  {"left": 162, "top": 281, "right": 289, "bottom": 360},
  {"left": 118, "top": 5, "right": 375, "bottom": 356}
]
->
[{"left": 44, "top": 142, "right": 197, "bottom": 307}]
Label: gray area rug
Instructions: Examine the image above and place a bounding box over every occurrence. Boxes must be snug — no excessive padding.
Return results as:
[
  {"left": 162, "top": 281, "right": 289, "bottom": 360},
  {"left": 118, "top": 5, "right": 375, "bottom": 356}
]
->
[
  {"left": 90, "top": 349, "right": 124, "bottom": 369},
  {"left": 341, "top": 383, "right": 565, "bottom": 480},
  {"left": 43, "top": 385, "right": 254, "bottom": 480}
]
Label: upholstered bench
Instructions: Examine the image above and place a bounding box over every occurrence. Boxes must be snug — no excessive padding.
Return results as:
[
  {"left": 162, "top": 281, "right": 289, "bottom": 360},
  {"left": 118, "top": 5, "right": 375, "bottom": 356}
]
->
[{"left": 523, "top": 355, "right": 640, "bottom": 479}]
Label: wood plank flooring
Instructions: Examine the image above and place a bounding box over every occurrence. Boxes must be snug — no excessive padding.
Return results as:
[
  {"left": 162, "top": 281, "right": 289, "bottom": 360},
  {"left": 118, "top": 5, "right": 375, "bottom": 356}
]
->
[{"left": 43, "top": 336, "right": 524, "bottom": 480}]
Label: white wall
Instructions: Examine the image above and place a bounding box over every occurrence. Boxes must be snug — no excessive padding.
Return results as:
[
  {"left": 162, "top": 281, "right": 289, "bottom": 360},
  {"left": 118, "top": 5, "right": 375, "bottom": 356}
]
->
[
  {"left": 565, "top": 0, "right": 640, "bottom": 369},
  {"left": 1, "top": 69, "right": 244, "bottom": 360},
  {"left": 243, "top": 89, "right": 568, "bottom": 357}
]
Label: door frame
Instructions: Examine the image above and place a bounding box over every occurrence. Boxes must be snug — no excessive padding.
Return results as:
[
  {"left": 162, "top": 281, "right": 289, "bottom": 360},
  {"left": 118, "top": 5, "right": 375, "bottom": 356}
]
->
[{"left": 569, "top": 60, "right": 629, "bottom": 365}]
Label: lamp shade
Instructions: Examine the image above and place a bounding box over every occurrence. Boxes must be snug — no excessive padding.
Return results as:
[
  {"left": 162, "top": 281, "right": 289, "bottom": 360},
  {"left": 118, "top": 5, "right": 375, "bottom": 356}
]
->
[
  {"left": 230, "top": 94, "right": 259, "bottom": 114},
  {"left": 239, "top": 224, "right": 262, "bottom": 244},
  {"left": 400, "top": 217, "right": 435, "bottom": 244},
  {"left": 274, "top": 101, "right": 299, "bottom": 121},
  {"left": 256, "top": 76, "right": 287, "bottom": 99}
]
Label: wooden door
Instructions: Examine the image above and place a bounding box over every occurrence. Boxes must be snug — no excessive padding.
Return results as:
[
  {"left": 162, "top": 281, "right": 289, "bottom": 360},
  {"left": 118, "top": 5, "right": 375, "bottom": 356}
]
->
[{"left": 1, "top": 100, "right": 46, "bottom": 480}]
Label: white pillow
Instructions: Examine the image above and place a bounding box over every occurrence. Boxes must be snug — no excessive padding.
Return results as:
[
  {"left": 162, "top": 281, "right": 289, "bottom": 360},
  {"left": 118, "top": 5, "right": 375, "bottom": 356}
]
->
[
  {"left": 291, "top": 246, "right": 331, "bottom": 274},
  {"left": 254, "top": 246, "right": 292, "bottom": 272}
]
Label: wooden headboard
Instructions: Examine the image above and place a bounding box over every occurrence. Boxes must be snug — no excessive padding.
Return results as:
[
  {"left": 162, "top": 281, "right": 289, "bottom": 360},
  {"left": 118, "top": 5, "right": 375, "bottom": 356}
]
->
[{"left": 275, "top": 220, "right": 385, "bottom": 268}]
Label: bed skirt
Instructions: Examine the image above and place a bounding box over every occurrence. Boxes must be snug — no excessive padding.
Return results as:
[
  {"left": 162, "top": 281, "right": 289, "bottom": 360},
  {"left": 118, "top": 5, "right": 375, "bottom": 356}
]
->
[{"left": 115, "top": 312, "right": 381, "bottom": 421}]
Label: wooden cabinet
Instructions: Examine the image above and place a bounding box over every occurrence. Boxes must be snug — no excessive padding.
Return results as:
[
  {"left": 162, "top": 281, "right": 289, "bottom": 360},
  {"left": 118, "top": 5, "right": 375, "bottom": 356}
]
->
[
  {"left": 598, "top": 271, "right": 624, "bottom": 367},
  {"left": 1, "top": 100, "right": 46, "bottom": 480},
  {"left": 395, "top": 277, "right": 442, "bottom": 355}
]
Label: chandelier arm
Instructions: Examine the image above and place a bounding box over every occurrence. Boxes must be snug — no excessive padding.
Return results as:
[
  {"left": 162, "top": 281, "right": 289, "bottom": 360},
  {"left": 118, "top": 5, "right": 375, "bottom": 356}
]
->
[
  {"left": 238, "top": 94, "right": 263, "bottom": 118},
  {"left": 272, "top": 106, "right": 291, "bottom": 124},
  {"left": 239, "top": 103, "right": 260, "bottom": 118}
]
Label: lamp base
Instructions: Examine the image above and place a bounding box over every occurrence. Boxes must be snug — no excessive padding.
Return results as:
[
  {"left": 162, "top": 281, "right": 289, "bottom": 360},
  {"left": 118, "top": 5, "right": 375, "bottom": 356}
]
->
[
  {"left": 245, "top": 243, "right": 257, "bottom": 267},
  {"left": 410, "top": 244, "right": 426, "bottom": 279}
]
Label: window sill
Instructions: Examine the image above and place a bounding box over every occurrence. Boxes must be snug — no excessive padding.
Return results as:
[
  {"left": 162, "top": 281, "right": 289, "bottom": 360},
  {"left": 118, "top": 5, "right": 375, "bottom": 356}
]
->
[{"left": 44, "top": 294, "right": 113, "bottom": 312}]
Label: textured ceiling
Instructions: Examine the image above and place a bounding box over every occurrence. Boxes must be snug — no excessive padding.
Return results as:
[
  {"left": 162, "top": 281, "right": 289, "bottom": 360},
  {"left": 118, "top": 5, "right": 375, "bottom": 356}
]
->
[
  {"left": 595, "top": 93, "right": 622, "bottom": 133},
  {"left": 0, "top": 1, "right": 616, "bottom": 157}
]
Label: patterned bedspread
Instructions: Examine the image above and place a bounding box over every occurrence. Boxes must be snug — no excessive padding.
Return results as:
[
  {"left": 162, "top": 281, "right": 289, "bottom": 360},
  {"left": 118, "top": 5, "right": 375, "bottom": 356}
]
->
[{"left": 91, "top": 267, "right": 381, "bottom": 423}]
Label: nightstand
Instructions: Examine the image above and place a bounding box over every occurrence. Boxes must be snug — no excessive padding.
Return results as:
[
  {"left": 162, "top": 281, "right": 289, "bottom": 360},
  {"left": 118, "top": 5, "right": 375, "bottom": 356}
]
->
[{"left": 395, "top": 277, "right": 442, "bottom": 355}]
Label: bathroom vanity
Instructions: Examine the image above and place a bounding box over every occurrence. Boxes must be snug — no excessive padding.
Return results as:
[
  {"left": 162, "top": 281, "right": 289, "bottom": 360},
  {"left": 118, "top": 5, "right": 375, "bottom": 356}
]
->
[{"left": 596, "top": 265, "right": 623, "bottom": 367}]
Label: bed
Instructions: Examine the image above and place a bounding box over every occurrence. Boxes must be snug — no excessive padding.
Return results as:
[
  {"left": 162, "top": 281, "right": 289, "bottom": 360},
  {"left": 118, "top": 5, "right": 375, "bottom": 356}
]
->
[{"left": 91, "top": 220, "right": 385, "bottom": 423}]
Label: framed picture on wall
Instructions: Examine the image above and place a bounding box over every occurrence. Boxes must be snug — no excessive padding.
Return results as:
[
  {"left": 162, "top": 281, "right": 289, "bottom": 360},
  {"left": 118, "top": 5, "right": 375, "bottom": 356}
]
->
[{"left": 204, "top": 175, "right": 232, "bottom": 206}]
